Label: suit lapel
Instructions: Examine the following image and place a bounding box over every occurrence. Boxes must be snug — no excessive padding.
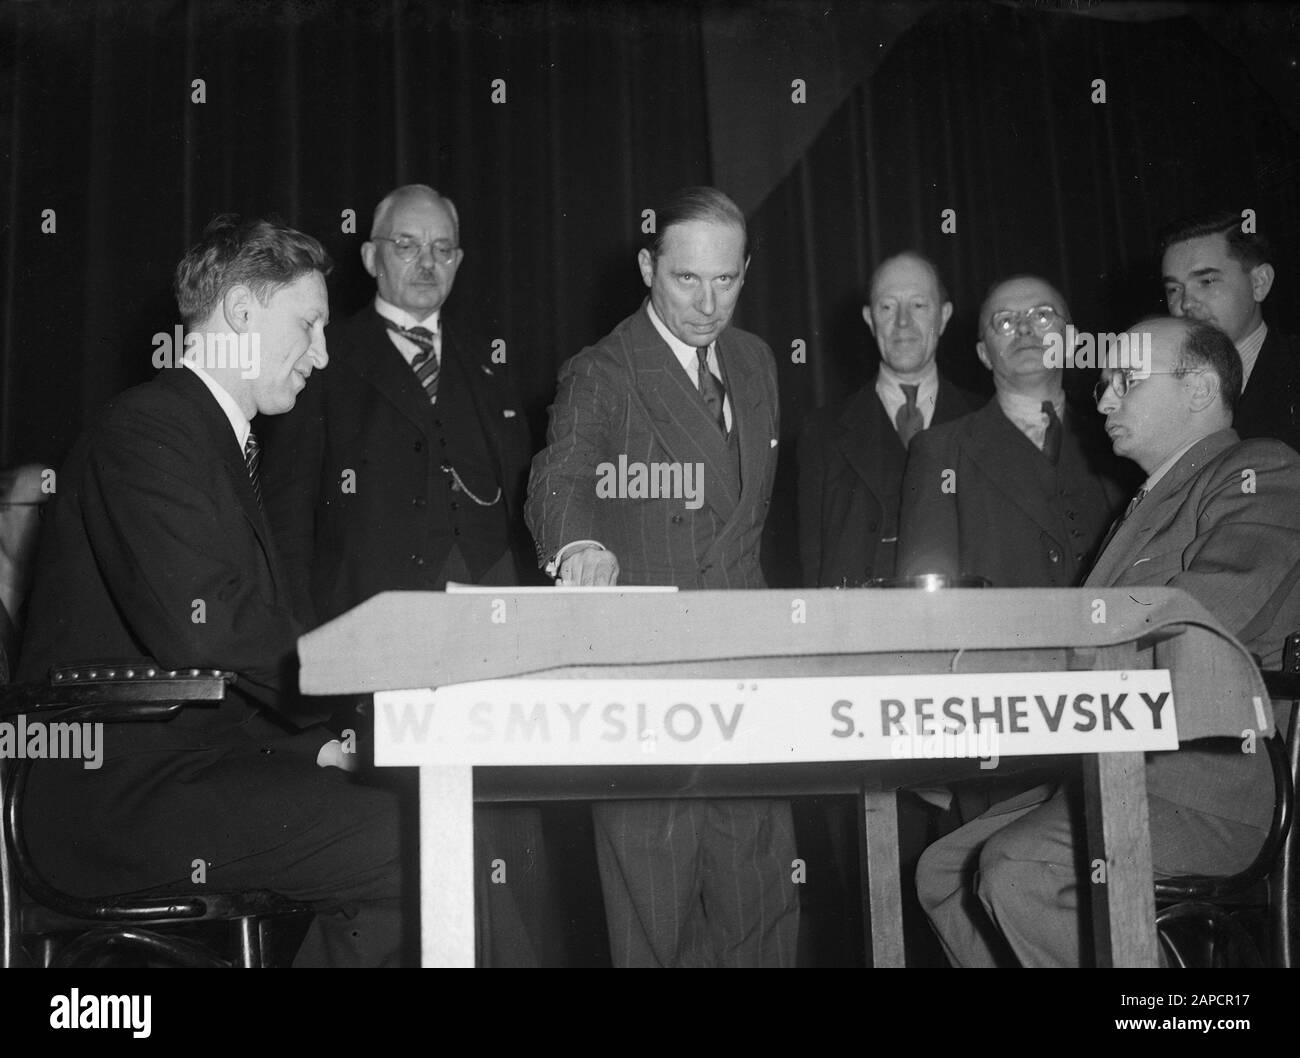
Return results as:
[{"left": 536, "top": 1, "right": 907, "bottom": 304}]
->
[
  {"left": 1085, "top": 430, "right": 1238, "bottom": 586},
  {"left": 831, "top": 387, "right": 900, "bottom": 504},
  {"left": 1240, "top": 329, "right": 1296, "bottom": 427},
  {"left": 161, "top": 368, "right": 290, "bottom": 592},
  {"left": 349, "top": 308, "right": 438, "bottom": 437},
  {"left": 441, "top": 322, "right": 513, "bottom": 502},
  {"left": 624, "top": 305, "right": 740, "bottom": 521},
  {"left": 717, "top": 327, "right": 768, "bottom": 505},
  {"left": 934, "top": 378, "right": 977, "bottom": 426},
  {"left": 964, "top": 400, "right": 1063, "bottom": 539}
]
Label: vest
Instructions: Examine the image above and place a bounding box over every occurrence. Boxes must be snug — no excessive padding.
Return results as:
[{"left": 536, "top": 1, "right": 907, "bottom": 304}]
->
[{"left": 425, "top": 343, "right": 511, "bottom": 581}]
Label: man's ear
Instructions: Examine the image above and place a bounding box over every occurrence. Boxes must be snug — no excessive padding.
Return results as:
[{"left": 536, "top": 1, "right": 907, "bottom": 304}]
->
[
  {"left": 1249, "top": 262, "right": 1275, "bottom": 304},
  {"left": 637, "top": 248, "right": 655, "bottom": 289},
  {"left": 222, "top": 285, "right": 255, "bottom": 334},
  {"left": 1187, "top": 368, "right": 1221, "bottom": 413},
  {"left": 361, "top": 241, "right": 379, "bottom": 279},
  {"left": 862, "top": 305, "right": 876, "bottom": 337},
  {"left": 976, "top": 340, "right": 992, "bottom": 372},
  {"left": 939, "top": 300, "right": 954, "bottom": 335}
]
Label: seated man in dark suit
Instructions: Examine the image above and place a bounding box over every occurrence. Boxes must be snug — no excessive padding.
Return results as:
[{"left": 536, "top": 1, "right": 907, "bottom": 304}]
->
[
  {"left": 915, "top": 316, "right": 1300, "bottom": 966},
  {"left": 799, "top": 251, "right": 978, "bottom": 588},
  {"left": 18, "top": 215, "right": 406, "bottom": 967},
  {"left": 1161, "top": 208, "right": 1300, "bottom": 451},
  {"left": 898, "top": 274, "right": 1127, "bottom": 587}
]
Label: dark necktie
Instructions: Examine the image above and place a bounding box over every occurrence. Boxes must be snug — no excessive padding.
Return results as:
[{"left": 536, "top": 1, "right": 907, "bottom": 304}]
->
[
  {"left": 384, "top": 318, "right": 440, "bottom": 405},
  {"left": 1098, "top": 484, "right": 1148, "bottom": 556},
  {"left": 696, "top": 347, "right": 727, "bottom": 434},
  {"left": 1042, "top": 400, "right": 1062, "bottom": 464},
  {"left": 243, "top": 430, "right": 263, "bottom": 511},
  {"left": 895, "top": 383, "right": 925, "bottom": 448},
  {"left": 1123, "top": 486, "right": 1148, "bottom": 521}
]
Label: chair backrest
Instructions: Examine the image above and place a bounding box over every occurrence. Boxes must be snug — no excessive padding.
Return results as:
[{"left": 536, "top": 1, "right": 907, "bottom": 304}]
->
[{"left": 1263, "top": 633, "right": 1300, "bottom": 966}]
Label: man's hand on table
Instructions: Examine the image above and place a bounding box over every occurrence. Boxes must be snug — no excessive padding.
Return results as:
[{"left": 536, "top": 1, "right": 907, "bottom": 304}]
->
[{"left": 557, "top": 544, "right": 620, "bottom": 586}]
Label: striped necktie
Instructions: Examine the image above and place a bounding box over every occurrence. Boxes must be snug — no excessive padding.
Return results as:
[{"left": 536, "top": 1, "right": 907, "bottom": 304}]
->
[
  {"left": 243, "top": 431, "right": 263, "bottom": 511},
  {"left": 384, "top": 318, "right": 440, "bottom": 404}
]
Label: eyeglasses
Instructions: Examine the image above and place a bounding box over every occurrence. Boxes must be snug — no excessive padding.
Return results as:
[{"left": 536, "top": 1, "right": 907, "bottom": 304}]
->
[
  {"left": 985, "top": 305, "right": 1061, "bottom": 337},
  {"left": 1092, "top": 369, "right": 1188, "bottom": 404},
  {"left": 371, "top": 236, "right": 459, "bottom": 264}
]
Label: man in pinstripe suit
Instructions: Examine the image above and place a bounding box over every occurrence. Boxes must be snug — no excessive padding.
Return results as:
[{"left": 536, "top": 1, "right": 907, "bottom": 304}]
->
[{"left": 525, "top": 187, "right": 798, "bottom": 967}]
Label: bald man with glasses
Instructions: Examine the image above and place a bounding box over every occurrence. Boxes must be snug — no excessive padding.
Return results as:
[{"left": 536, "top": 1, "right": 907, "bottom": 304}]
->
[{"left": 914, "top": 315, "right": 1300, "bottom": 966}]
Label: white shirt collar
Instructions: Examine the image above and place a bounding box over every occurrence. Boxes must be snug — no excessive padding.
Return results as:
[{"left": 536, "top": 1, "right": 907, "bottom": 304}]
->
[
  {"left": 646, "top": 299, "right": 710, "bottom": 364},
  {"left": 997, "top": 387, "right": 1065, "bottom": 423},
  {"left": 875, "top": 360, "right": 940, "bottom": 428},
  {"left": 995, "top": 387, "right": 1066, "bottom": 453},
  {"left": 1142, "top": 436, "right": 1203, "bottom": 495},
  {"left": 182, "top": 360, "right": 250, "bottom": 450},
  {"left": 644, "top": 301, "right": 732, "bottom": 430},
  {"left": 1236, "top": 320, "right": 1268, "bottom": 388},
  {"left": 374, "top": 295, "right": 440, "bottom": 334}
]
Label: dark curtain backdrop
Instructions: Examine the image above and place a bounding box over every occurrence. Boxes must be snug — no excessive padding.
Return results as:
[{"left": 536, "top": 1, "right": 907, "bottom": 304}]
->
[
  {"left": 1, "top": 0, "right": 712, "bottom": 465},
  {"left": 2, "top": 0, "right": 1299, "bottom": 589}
]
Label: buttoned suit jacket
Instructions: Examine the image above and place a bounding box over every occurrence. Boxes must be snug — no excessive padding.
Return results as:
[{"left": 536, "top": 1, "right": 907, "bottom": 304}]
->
[
  {"left": 526, "top": 301, "right": 779, "bottom": 586},
  {"left": 524, "top": 301, "right": 792, "bottom": 967},
  {"left": 260, "top": 305, "right": 536, "bottom": 627},
  {"left": 1084, "top": 429, "right": 1300, "bottom": 835},
  {"left": 798, "top": 376, "right": 978, "bottom": 587},
  {"left": 1237, "top": 328, "right": 1300, "bottom": 453},
  {"left": 897, "top": 396, "right": 1128, "bottom": 587},
  {"left": 15, "top": 366, "right": 360, "bottom": 897}
]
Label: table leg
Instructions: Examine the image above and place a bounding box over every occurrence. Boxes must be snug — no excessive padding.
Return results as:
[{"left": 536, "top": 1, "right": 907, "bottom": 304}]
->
[
  {"left": 419, "top": 764, "right": 475, "bottom": 967},
  {"left": 1083, "top": 751, "right": 1158, "bottom": 967},
  {"left": 862, "top": 788, "right": 906, "bottom": 967}
]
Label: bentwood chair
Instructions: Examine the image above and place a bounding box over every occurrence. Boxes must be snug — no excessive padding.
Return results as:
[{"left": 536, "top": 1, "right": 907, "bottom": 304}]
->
[
  {"left": 1153, "top": 633, "right": 1300, "bottom": 968},
  {"left": 1, "top": 660, "right": 311, "bottom": 968}
]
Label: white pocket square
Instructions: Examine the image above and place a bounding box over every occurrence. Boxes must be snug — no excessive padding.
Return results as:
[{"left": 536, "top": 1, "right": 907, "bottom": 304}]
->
[{"left": 503, "top": 409, "right": 517, "bottom": 418}]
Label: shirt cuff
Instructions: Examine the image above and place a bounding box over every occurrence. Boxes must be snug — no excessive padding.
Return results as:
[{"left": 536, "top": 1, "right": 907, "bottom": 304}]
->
[{"left": 545, "top": 539, "right": 605, "bottom": 580}]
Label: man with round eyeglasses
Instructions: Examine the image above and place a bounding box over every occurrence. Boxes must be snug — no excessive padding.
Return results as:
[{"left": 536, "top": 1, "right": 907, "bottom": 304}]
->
[
  {"left": 898, "top": 274, "right": 1128, "bottom": 589},
  {"left": 914, "top": 314, "right": 1300, "bottom": 966},
  {"left": 258, "top": 184, "right": 557, "bottom": 966}
]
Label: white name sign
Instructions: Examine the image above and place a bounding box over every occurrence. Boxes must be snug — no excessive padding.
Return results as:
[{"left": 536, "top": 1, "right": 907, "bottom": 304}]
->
[{"left": 374, "top": 671, "right": 1177, "bottom": 766}]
